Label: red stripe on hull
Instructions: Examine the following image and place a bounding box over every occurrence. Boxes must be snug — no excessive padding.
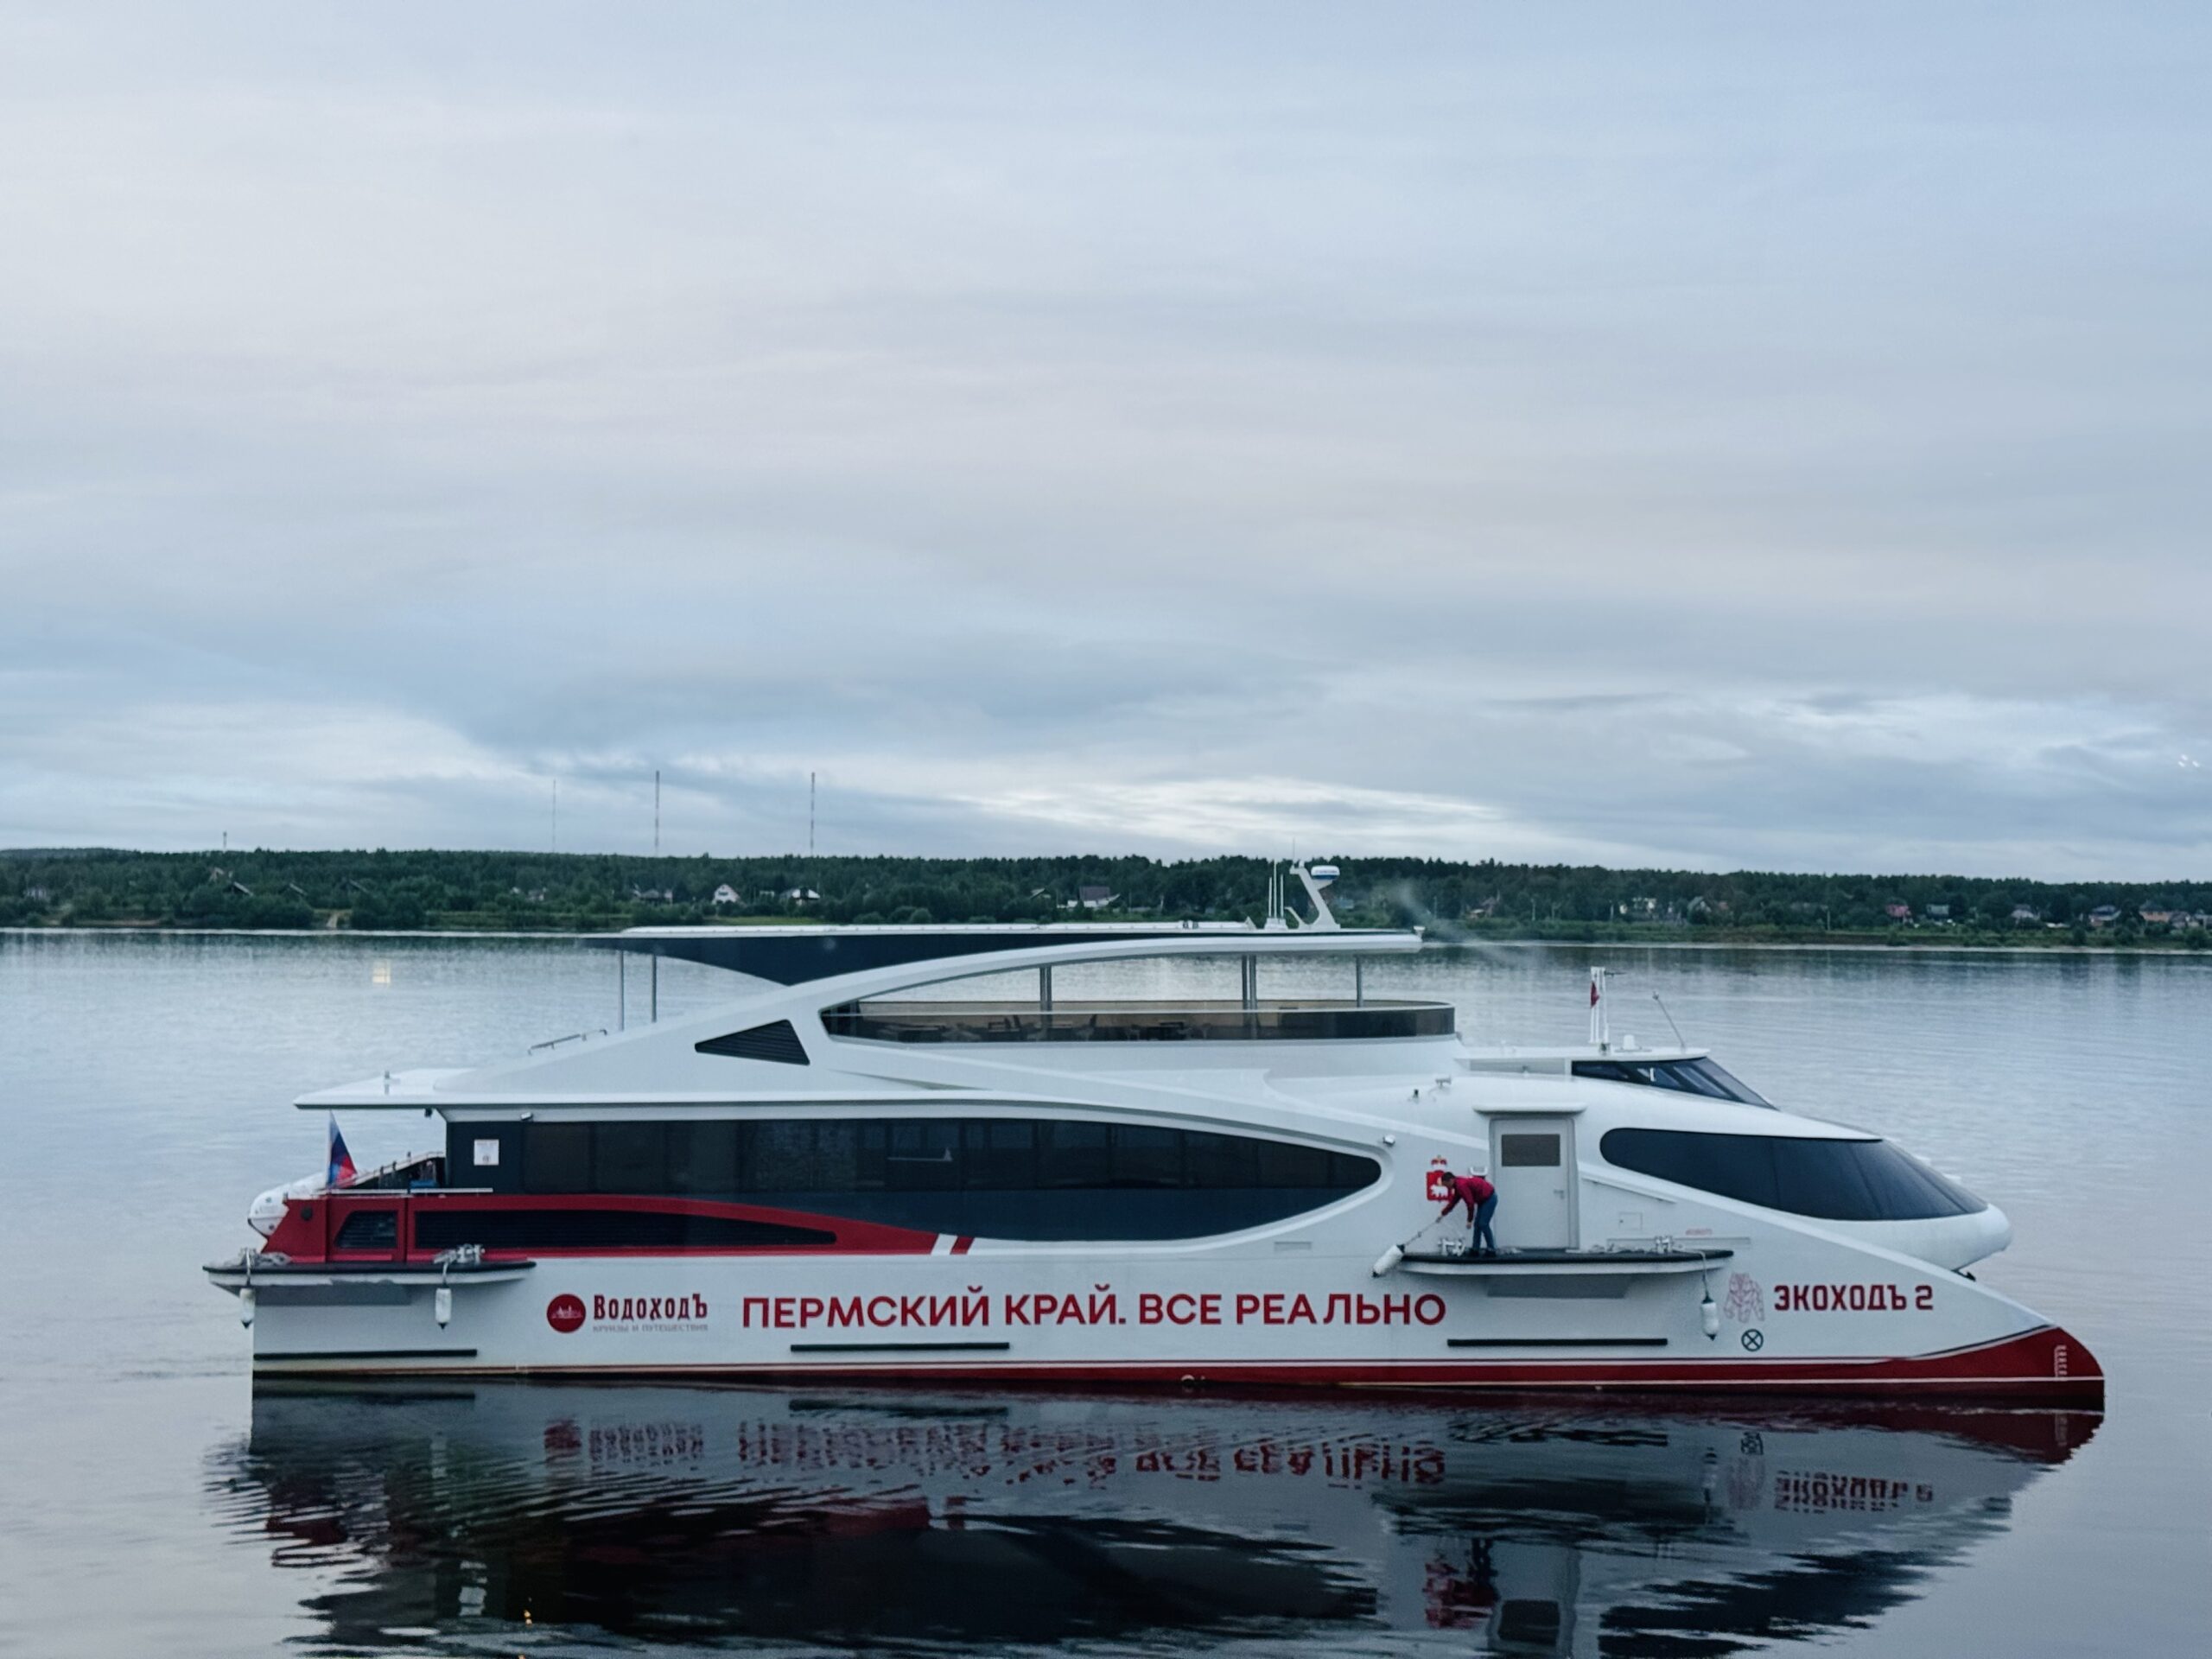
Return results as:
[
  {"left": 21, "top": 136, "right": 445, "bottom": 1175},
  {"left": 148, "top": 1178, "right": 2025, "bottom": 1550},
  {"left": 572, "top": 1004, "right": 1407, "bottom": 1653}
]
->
[{"left": 258, "top": 1324, "right": 2104, "bottom": 1405}]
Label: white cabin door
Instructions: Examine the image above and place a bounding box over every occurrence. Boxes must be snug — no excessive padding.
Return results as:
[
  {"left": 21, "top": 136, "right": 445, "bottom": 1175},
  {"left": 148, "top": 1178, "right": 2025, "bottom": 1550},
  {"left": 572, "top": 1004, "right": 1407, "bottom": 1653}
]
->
[{"left": 1490, "top": 1117, "right": 1576, "bottom": 1250}]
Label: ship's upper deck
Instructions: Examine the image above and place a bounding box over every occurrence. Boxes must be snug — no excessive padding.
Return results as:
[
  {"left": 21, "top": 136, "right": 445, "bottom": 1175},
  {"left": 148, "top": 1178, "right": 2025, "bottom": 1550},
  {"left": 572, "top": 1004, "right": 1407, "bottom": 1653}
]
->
[
  {"left": 579, "top": 918, "right": 1422, "bottom": 983},
  {"left": 302, "top": 913, "right": 1447, "bottom": 1109}
]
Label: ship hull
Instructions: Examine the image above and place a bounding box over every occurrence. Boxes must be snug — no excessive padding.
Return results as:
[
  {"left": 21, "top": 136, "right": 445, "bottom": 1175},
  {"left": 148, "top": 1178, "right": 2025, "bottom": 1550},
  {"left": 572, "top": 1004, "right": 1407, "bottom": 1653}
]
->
[{"left": 226, "top": 1249, "right": 2104, "bottom": 1404}]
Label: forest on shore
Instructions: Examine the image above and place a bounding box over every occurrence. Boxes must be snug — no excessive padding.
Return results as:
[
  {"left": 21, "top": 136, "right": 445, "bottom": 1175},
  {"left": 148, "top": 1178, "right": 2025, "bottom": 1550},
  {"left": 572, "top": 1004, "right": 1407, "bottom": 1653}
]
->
[{"left": 4, "top": 846, "right": 2209, "bottom": 948}]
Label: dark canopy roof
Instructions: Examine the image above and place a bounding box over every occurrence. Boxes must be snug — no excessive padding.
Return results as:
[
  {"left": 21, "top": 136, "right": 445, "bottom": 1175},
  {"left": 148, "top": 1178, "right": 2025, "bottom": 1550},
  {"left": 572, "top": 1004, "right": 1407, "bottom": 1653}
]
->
[{"left": 580, "top": 925, "right": 1268, "bottom": 985}]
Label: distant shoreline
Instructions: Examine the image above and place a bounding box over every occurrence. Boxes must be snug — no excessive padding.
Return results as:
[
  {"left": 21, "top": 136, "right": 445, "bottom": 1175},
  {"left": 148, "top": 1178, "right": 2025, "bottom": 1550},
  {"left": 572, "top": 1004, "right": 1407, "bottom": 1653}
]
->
[
  {"left": 4, "top": 924, "right": 2205, "bottom": 958},
  {"left": 5, "top": 848, "right": 2206, "bottom": 950}
]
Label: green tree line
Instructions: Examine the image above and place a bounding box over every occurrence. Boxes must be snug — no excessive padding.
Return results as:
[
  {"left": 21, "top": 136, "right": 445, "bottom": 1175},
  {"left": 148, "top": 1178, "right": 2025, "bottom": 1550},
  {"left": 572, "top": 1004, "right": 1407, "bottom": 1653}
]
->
[{"left": 3, "top": 846, "right": 2209, "bottom": 945}]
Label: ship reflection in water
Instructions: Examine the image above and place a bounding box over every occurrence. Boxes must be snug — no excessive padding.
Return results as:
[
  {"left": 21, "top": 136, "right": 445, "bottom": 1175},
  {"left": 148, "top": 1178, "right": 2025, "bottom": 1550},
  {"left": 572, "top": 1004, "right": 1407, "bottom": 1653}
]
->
[{"left": 207, "top": 1385, "right": 2097, "bottom": 1655}]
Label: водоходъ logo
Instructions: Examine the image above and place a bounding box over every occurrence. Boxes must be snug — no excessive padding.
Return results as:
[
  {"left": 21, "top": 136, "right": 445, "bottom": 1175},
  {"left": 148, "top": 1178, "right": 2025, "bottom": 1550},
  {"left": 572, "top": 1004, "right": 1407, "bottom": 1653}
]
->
[{"left": 546, "top": 1294, "right": 586, "bottom": 1334}]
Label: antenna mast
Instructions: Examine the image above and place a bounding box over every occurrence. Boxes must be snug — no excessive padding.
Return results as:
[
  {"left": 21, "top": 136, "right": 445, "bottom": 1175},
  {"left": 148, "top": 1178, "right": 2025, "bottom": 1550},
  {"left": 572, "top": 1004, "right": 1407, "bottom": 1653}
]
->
[
  {"left": 809, "top": 772, "right": 816, "bottom": 855},
  {"left": 551, "top": 779, "right": 558, "bottom": 853},
  {"left": 653, "top": 768, "right": 661, "bottom": 855}
]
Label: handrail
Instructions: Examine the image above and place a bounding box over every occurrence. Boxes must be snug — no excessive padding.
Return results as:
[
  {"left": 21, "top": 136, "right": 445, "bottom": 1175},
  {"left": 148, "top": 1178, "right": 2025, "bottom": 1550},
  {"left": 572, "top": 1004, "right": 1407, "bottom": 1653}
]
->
[
  {"left": 529, "top": 1027, "right": 608, "bottom": 1054},
  {"left": 332, "top": 1150, "right": 443, "bottom": 1190}
]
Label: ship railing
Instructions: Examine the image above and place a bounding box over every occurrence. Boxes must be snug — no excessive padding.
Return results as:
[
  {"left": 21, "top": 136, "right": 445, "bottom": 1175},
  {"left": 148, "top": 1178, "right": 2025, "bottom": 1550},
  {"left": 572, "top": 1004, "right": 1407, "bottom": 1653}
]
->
[{"left": 336, "top": 1151, "right": 447, "bottom": 1192}]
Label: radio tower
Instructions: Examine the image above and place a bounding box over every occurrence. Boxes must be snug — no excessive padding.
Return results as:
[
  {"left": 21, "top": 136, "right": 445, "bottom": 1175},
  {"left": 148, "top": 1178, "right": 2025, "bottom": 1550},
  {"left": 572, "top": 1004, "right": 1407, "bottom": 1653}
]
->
[
  {"left": 809, "top": 772, "right": 817, "bottom": 855},
  {"left": 653, "top": 769, "right": 661, "bottom": 855}
]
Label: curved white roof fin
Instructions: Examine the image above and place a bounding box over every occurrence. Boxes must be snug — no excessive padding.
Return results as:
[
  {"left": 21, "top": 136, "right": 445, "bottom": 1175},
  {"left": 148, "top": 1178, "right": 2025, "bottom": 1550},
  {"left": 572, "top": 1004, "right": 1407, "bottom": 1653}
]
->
[{"left": 1292, "top": 860, "right": 1343, "bottom": 931}]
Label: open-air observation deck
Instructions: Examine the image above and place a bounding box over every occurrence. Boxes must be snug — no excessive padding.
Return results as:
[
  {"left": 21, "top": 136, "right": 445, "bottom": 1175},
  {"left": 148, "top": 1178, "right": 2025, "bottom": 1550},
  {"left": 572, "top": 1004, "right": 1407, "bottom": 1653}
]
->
[{"left": 574, "top": 871, "right": 1441, "bottom": 1047}]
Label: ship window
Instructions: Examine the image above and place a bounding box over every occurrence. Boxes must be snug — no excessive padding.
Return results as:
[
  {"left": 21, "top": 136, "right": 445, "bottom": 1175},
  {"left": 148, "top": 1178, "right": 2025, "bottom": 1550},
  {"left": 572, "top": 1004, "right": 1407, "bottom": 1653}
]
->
[
  {"left": 880, "top": 1120, "right": 960, "bottom": 1191},
  {"left": 1039, "top": 1121, "right": 1112, "bottom": 1188},
  {"left": 1255, "top": 1139, "right": 1330, "bottom": 1188},
  {"left": 1499, "top": 1133, "right": 1561, "bottom": 1167},
  {"left": 1184, "top": 1129, "right": 1260, "bottom": 1187},
  {"left": 593, "top": 1123, "right": 667, "bottom": 1193},
  {"left": 1573, "top": 1058, "right": 1770, "bottom": 1107},
  {"left": 505, "top": 1116, "right": 1382, "bottom": 1241},
  {"left": 413, "top": 1207, "right": 834, "bottom": 1251},
  {"left": 666, "top": 1121, "right": 740, "bottom": 1195},
  {"left": 1112, "top": 1125, "right": 1184, "bottom": 1188},
  {"left": 1599, "top": 1129, "right": 1984, "bottom": 1220},
  {"left": 1685, "top": 1058, "right": 1769, "bottom": 1106},
  {"left": 333, "top": 1210, "right": 397, "bottom": 1251},
  {"left": 524, "top": 1123, "right": 591, "bottom": 1194},
  {"left": 962, "top": 1120, "right": 1036, "bottom": 1188},
  {"left": 751, "top": 1121, "right": 833, "bottom": 1192}
]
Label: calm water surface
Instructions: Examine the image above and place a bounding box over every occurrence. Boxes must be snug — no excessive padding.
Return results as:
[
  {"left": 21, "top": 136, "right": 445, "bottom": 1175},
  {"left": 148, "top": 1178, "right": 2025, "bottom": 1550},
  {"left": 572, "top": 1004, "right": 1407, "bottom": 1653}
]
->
[{"left": 1, "top": 932, "right": 2206, "bottom": 1656}]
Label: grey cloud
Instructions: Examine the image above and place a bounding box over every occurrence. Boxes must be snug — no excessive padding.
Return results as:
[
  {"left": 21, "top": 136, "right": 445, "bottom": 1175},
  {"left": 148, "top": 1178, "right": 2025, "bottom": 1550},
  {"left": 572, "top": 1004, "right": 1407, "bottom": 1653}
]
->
[{"left": 3, "top": 3, "right": 2209, "bottom": 874}]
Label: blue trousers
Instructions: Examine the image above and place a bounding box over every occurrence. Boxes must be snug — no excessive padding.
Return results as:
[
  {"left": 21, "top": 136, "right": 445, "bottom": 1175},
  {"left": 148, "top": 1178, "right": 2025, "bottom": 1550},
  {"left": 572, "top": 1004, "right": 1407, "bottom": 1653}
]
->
[{"left": 1472, "top": 1196, "right": 1497, "bottom": 1254}]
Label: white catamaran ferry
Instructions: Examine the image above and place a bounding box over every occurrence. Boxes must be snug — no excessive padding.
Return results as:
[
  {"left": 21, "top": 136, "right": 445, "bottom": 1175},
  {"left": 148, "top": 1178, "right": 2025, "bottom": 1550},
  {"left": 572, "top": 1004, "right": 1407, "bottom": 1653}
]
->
[{"left": 208, "top": 868, "right": 2101, "bottom": 1402}]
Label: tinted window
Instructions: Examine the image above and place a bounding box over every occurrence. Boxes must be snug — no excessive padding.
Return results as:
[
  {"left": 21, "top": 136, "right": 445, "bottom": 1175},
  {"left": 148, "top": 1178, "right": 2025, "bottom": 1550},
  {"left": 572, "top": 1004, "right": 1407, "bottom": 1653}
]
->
[
  {"left": 1499, "top": 1133, "right": 1560, "bottom": 1167},
  {"left": 1185, "top": 1130, "right": 1260, "bottom": 1187},
  {"left": 751, "top": 1122, "right": 830, "bottom": 1192},
  {"left": 1255, "top": 1139, "right": 1329, "bottom": 1188},
  {"left": 525, "top": 1124, "right": 591, "bottom": 1194},
  {"left": 594, "top": 1123, "right": 667, "bottom": 1193},
  {"left": 503, "top": 1116, "right": 1382, "bottom": 1241},
  {"left": 963, "top": 1120, "right": 1036, "bottom": 1189},
  {"left": 414, "top": 1207, "right": 834, "bottom": 1251},
  {"left": 666, "top": 1122, "right": 739, "bottom": 1195},
  {"left": 1039, "top": 1122, "right": 1112, "bottom": 1188},
  {"left": 333, "top": 1210, "right": 397, "bottom": 1251},
  {"left": 1686, "top": 1058, "right": 1769, "bottom": 1107},
  {"left": 1113, "top": 1125, "right": 1184, "bottom": 1187},
  {"left": 1326, "top": 1152, "right": 1377, "bottom": 1189},
  {"left": 1651, "top": 1062, "right": 1732, "bottom": 1100},
  {"left": 883, "top": 1120, "right": 961, "bottom": 1191},
  {"left": 1573, "top": 1058, "right": 1770, "bottom": 1107},
  {"left": 1600, "top": 1129, "right": 1983, "bottom": 1220}
]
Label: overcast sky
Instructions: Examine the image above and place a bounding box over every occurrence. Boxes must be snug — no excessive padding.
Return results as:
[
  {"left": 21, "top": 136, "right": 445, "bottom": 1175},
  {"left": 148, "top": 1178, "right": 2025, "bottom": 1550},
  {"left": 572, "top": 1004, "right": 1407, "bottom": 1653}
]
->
[{"left": 3, "top": 3, "right": 2209, "bottom": 877}]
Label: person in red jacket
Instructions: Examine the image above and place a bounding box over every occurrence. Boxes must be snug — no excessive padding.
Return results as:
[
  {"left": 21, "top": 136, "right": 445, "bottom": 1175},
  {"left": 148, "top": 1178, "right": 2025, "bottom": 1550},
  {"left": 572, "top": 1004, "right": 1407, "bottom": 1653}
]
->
[{"left": 1439, "top": 1166, "right": 1498, "bottom": 1255}]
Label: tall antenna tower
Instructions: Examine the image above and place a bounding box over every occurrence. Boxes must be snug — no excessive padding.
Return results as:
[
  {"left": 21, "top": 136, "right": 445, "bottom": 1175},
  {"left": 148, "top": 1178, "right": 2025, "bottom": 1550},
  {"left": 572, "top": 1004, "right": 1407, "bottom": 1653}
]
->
[
  {"left": 809, "top": 772, "right": 817, "bottom": 855},
  {"left": 551, "top": 779, "right": 558, "bottom": 853},
  {"left": 653, "top": 769, "right": 661, "bottom": 855}
]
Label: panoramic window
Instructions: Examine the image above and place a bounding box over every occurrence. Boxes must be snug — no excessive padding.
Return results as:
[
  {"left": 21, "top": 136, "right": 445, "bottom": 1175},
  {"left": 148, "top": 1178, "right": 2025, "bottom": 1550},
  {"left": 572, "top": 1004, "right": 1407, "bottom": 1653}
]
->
[
  {"left": 477, "top": 1116, "right": 1382, "bottom": 1242},
  {"left": 1599, "top": 1128, "right": 1984, "bottom": 1221},
  {"left": 413, "top": 1208, "right": 834, "bottom": 1251},
  {"left": 1573, "top": 1057, "right": 1771, "bottom": 1107},
  {"left": 820, "top": 1000, "right": 1454, "bottom": 1044}
]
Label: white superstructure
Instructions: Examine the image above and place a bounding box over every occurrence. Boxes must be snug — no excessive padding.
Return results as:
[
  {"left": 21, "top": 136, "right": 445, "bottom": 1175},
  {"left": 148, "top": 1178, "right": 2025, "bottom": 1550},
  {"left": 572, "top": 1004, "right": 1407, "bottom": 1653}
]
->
[{"left": 209, "top": 883, "right": 2101, "bottom": 1402}]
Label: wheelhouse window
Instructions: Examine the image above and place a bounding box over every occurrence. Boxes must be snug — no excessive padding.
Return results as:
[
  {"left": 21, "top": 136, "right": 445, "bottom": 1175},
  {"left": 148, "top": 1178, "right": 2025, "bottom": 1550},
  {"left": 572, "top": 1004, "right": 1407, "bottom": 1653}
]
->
[
  {"left": 461, "top": 1116, "right": 1382, "bottom": 1242},
  {"left": 1599, "top": 1128, "right": 1984, "bottom": 1221},
  {"left": 1573, "top": 1057, "right": 1771, "bottom": 1106}
]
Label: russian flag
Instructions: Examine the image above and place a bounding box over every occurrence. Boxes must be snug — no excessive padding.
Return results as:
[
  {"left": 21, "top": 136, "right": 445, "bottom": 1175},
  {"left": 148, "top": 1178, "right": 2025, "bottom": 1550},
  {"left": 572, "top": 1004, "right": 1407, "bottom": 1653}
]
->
[{"left": 326, "top": 1113, "right": 357, "bottom": 1190}]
